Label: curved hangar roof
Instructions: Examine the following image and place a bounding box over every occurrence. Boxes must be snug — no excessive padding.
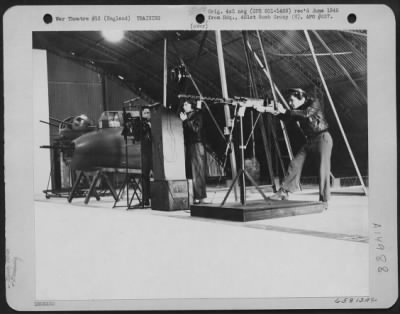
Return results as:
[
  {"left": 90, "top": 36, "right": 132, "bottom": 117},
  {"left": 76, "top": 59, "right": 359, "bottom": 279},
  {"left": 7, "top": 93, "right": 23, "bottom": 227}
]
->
[{"left": 33, "top": 30, "right": 368, "bottom": 175}]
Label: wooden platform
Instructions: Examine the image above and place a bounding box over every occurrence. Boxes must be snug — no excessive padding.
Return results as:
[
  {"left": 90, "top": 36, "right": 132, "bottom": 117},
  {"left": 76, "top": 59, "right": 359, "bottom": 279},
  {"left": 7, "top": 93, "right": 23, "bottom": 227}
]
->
[{"left": 190, "top": 200, "right": 326, "bottom": 222}]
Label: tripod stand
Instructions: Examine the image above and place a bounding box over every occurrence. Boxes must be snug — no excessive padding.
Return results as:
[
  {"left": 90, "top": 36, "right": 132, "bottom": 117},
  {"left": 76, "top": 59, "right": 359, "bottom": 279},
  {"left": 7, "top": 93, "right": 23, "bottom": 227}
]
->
[
  {"left": 221, "top": 105, "right": 269, "bottom": 206},
  {"left": 113, "top": 105, "right": 145, "bottom": 210}
]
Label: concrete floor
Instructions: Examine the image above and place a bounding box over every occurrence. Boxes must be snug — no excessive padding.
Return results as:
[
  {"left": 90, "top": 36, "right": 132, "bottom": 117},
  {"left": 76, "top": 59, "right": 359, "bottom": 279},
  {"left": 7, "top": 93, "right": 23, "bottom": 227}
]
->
[{"left": 34, "top": 185, "right": 369, "bottom": 301}]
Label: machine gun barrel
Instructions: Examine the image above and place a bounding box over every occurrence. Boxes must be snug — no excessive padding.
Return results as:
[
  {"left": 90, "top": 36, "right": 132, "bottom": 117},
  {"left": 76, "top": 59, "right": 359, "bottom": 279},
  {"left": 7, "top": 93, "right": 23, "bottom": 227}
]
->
[
  {"left": 178, "top": 94, "right": 265, "bottom": 107},
  {"left": 178, "top": 94, "right": 227, "bottom": 103},
  {"left": 40, "top": 120, "right": 59, "bottom": 128},
  {"left": 49, "top": 116, "right": 73, "bottom": 126}
]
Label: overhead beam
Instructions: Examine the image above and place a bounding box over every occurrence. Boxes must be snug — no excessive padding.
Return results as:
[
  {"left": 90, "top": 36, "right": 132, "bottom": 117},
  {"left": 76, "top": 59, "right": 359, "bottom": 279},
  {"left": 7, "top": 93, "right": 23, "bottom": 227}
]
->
[
  {"left": 336, "top": 31, "right": 367, "bottom": 59},
  {"left": 338, "top": 30, "right": 367, "bottom": 37},
  {"left": 312, "top": 30, "right": 367, "bottom": 103},
  {"left": 269, "top": 51, "right": 353, "bottom": 57},
  {"left": 257, "top": 30, "right": 362, "bottom": 87},
  {"left": 186, "top": 34, "right": 249, "bottom": 84},
  {"left": 122, "top": 31, "right": 165, "bottom": 58},
  {"left": 255, "top": 31, "right": 325, "bottom": 92},
  {"left": 69, "top": 33, "right": 163, "bottom": 87}
]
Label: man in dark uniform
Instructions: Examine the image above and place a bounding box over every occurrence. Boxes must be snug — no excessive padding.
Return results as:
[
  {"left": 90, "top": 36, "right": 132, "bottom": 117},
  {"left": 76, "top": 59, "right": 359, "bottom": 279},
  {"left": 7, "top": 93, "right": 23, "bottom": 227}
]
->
[
  {"left": 140, "top": 107, "right": 152, "bottom": 206},
  {"left": 256, "top": 88, "right": 333, "bottom": 204},
  {"left": 179, "top": 100, "right": 208, "bottom": 204}
]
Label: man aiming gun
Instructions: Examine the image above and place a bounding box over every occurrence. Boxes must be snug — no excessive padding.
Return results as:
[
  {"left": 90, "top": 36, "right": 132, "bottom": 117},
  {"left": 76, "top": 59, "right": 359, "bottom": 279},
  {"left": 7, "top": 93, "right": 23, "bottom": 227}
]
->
[{"left": 255, "top": 88, "right": 333, "bottom": 207}]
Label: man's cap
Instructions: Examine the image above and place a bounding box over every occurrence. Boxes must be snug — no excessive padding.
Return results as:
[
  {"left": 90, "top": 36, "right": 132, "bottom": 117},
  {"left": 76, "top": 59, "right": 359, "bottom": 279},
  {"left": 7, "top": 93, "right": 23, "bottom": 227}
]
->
[{"left": 286, "top": 88, "right": 307, "bottom": 98}]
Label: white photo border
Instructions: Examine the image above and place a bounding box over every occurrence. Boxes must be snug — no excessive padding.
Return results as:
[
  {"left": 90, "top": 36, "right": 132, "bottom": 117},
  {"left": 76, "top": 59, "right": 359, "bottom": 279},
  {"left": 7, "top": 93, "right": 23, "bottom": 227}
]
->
[{"left": 3, "top": 4, "right": 397, "bottom": 311}]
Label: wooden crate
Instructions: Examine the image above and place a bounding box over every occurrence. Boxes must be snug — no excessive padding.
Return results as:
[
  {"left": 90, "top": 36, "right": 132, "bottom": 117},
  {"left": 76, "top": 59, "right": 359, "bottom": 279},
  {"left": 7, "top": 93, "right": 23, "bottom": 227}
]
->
[{"left": 151, "top": 180, "right": 190, "bottom": 211}]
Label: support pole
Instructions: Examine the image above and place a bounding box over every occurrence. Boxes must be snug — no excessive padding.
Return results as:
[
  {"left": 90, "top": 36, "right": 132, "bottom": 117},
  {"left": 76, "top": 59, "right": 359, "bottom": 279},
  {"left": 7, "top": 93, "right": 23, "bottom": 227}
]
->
[
  {"left": 245, "top": 38, "right": 294, "bottom": 160},
  {"left": 239, "top": 114, "right": 246, "bottom": 204},
  {"left": 163, "top": 38, "right": 167, "bottom": 108},
  {"left": 215, "top": 30, "right": 238, "bottom": 200},
  {"left": 256, "top": 31, "right": 278, "bottom": 109},
  {"left": 304, "top": 30, "right": 368, "bottom": 195},
  {"left": 241, "top": 31, "right": 277, "bottom": 184},
  {"left": 242, "top": 32, "right": 282, "bottom": 185},
  {"left": 256, "top": 31, "right": 288, "bottom": 174},
  {"left": 312, "top": 30, "right": 367, "bottom": 103}
]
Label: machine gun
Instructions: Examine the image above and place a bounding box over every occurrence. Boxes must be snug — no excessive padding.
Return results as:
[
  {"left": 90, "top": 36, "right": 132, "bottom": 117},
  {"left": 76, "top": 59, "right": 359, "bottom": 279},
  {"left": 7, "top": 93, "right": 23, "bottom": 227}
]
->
[
  {"left": 177, "top": 94, "right": 279, "bottom": 113},
  {"left": 178, "top": 94, "right": 262, "bottom": 106}
]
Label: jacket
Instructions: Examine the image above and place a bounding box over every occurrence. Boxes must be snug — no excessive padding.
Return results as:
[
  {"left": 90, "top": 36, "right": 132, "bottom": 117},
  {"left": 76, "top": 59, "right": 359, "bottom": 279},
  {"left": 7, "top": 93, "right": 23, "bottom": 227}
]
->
[
  {"left": 141, "top": 119, "right": 152, "bottom": 154},
  {"left": 284, "top": 97, "right": 329, "bottom": 137},
  {"left": 183, "top": 109, "right": 203, "bottom": 145}
]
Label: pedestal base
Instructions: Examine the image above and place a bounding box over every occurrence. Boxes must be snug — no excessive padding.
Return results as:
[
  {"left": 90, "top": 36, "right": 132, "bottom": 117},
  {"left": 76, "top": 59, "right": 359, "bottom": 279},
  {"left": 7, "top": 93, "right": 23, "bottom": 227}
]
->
[{"left": 190, "top": 200, "right": 325, "bottom": 222}]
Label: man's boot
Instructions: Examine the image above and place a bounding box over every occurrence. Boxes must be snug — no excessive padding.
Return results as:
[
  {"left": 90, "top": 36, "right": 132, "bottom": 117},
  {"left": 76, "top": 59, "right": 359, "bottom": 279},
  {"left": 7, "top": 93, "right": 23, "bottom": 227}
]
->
[{"left": 269, "top": 188, "right": 289, "bottom": 201}]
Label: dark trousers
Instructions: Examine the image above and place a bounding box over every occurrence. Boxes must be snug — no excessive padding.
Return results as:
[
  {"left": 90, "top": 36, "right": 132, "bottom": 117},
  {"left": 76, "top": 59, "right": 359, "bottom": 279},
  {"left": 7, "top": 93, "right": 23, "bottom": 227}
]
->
[
  {"left": 282, "top": 131, "right": 333, "bottom": 202},
  {"left": 186, "top": 142, "right": 207, "bottom": 200},
  {"left": 142, "top": 146, "right": 152, "bottom": 202}
]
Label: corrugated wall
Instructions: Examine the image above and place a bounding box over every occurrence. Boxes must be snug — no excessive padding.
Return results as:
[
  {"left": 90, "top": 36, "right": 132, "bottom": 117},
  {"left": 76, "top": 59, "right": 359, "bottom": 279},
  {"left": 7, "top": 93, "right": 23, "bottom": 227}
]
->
[
  {"left": 103, "top": 76, "right": 140, "bottom": 111},
  {"left": 47, "top": 52, "right": 143, "bottom": 136},
  {"left": 47, "top": 52, "right": 104, "bottom": 136}
]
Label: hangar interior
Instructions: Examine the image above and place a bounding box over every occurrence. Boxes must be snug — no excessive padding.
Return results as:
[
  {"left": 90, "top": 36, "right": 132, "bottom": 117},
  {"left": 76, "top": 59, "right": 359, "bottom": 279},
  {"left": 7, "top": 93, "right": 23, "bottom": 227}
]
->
[
  {"left": 33, "top": 30, "right": 368, "bottom": 189},
  {"left": 32, "top": 30, "right": 369, "bottom": 300}
]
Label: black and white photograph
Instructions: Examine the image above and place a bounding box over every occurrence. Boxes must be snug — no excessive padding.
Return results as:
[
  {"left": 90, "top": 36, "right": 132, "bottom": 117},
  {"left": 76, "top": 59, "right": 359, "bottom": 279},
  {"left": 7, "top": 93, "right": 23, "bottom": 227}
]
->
[{"left": 3, "top": 4, "right": 397, "bottom": 311}]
